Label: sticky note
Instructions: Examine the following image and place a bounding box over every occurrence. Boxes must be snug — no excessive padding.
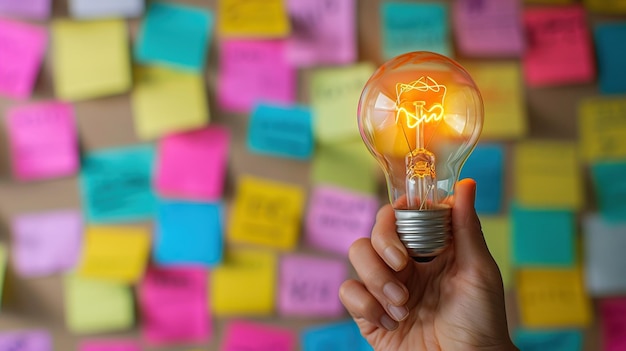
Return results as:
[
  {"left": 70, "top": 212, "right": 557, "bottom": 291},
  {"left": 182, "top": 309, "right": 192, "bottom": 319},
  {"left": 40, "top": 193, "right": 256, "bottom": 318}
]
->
[
  {"left": 305, "top": 185, "right": 378, "bottom": 255},
  {"left": 285, "top": 0, "right": 356, "bottom": 66},
  {"left": 155, "top": 126, "right": 230, "bottom": 201},
  {"left": 77, "top": 225, "right": 151, "bottom": 283},
  {"left": 517, "top": 268, "right": 591, "bottom": 328},
  {"left": 585, "top": 0, "right": 626, "bottom": 14},
  {"left": 217, "top": 39, "right": 295, "bottom": 113},
  {"left": 513, "top": 329, "right": 583, "bottom": 351},
  {"left": 154, "top": 201, "right": 223, "bottom": 267},
  {"left": 80, "top": 145, "right": 156, "bottom": 223},
  {"left": 0, "top": 330, "right": 52, "bottom": 351},
  {"left": 381, "top": 2, "right": 450, "bottom": 60},
  {"left": 6, "top": 102, "right": 79, "bottom": 181},
  {"left": 12, "top": 210, "right": 82, "bottom": 278},
  {"left": 131, "top": 65, "right": 209, "bottom": 140},
  {"left": 218, "top": 0, "right": 290, "bottom": 37},
  {"left": 512, "top": 206, "right": 575, "bottom": 267},
  {"left": 591, "top": 161, "right": 626, "bottom": 222},
  {"left": 600, "top": 297, "right": 626, "bottom": 351},
  {"left": 221, "top": 320, "right": 295, "bottom": 351},
  {"left": 139, "top": 266, "right": 210, "bottom": 345},
  {"left": 0, "top": 244, "right": 6, "bottom": 307},
  {"left": 583, "top": 215, "right": 626, "bottom": 296},
  {"left": 453, "top": 0, "right": 524, "bottom": 57},
  {"left": 311, "top": 141, "right": 379, "bottom": 194},
  {"left": 302, "top": 320, "right": 373, "bottom": 351},
  {"left": 229, "top": 176, "right": 304, "bottom": 251},
  {"left": 0, "top": 19, "right": 46, "bottom": 99},
  {"left": 278, "top": 254, "right": 347, "bottom": 317},
  {"left": 522, "top": 6, "right": 595, "bottom": 86},
  {"left": 514, "top": 141, "right": 583, "bottom": 209},
  {"left": 579, "top": 97, "right": 626, "bottom": 162},
  {"left": 594, "top": 23, "right": 626, "bottom": 94},
  {"left": 248, "top": 104, "right": 313, "bottom": 160},
  {"left": 310, "top": 63, "right": 375, "bottom": 143},
  {"left": 52, "top": 19, "right": 131, "bottom": 101},
  {"left": 211, "top": 248, "right": 276, "bottom": 316},
  {"left": 64, "top": 274, "right": 134, "bottom": 334},
  {"left": 480, "top": 216, "right": 512, "bottom": 289},
  {"left": 78, "top": 340, "right": 140, "bottom": 351},
  {"left": 135, "top": 2, "right": 212, "bottom": 71},
  {"left": 69, "top": 0, "right": 143, "bottom": 19},
  {"left": 460, "top": 143, "right": 505, "bottom": 214},
  {"left": 0, "top": 0, "right": 50, "bottom": 19}
]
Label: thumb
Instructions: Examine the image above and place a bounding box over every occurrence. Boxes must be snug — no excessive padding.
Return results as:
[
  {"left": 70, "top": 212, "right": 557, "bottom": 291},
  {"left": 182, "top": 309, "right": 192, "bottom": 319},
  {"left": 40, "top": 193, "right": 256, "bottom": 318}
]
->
[{"left": 451, "top": 179, "right": 491, "bottom": 266}]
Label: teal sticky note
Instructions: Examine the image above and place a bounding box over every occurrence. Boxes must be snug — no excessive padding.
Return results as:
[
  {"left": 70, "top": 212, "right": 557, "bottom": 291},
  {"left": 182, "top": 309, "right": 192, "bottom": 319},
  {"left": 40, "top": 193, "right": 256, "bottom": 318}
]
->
[
  {"left": 460, "top": 143, "right": 505, "bottom": 214},
  {"left": 248, "top": 104, "right": 313, "bottom": 160},
  {"left": 514, "top": 329, "right": 583, "bottom": 351},
  {"left": 512, "top": 205, "right": 575, "bottom": 267},
  {"left": 80, "top": 145, "right": 156, "bottom": 223},
  {"left": 135, "top": 1, "right": 212, "bottom": 72},
  {"left": 381, "top": 2, "right": 450, "bottom": 60},
  {"left": 301, "top": 320, "right": 373, "bottom": 351},
  {"left": 591, "top": 161, "right": 626, "bottom": 223},
  {"left": 595, "top": 23, "right": 626, "bottom": 95},
  {"left": 154, "top": 201, "right": 223, "bottom": 267}
]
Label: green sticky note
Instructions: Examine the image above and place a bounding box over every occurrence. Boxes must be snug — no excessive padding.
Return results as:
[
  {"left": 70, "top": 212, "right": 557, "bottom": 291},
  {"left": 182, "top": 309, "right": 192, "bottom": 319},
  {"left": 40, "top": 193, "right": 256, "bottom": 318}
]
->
[
  {"left": 480, "top": 216, "right": 512, "bottom": 290},
  {"left": 591, "top": 161, "right": 626, "bottom": 223},
  {"left": 0, "top": 244, "right": 6, "bottom": 309}
]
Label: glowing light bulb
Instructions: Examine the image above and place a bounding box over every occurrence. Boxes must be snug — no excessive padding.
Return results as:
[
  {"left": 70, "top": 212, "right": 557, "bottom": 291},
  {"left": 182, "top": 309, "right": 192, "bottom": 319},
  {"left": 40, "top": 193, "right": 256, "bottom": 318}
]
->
[{"left": 357, "top": 52, "right": 483, "bottom": 261}]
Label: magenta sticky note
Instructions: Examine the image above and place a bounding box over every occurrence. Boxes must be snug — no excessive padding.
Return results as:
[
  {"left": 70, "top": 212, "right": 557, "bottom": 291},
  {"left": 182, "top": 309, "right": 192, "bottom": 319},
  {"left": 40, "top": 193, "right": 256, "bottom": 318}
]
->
[
  {"left": 78, "top": 340, "right": 141, "bottom": 351},
  {"left": 155, "top": 126, "right": 230, "bottom": 201},
  {"left": 522, "top": 6, "right": 595, "bottom": 87},
  {"left": 6, "top": 101, "right": 79, "bottom": 181},
  {"left": 601, "top": 297, "right": 626, "bottom": 351},
  {"left": 222, "top": 320, "right": 296, "bottom": 351},
  {"left": 279, "top": 254, "right": 347, "bottom": 317},
  {"left": 217, "top": 39, "right": 295, "bottom": 113},
  {"left": 139, "top": 266, "right": 210, "bottom": 345},
  {"left": 0, "top": 0, "right": 51, "bottom": 20},
  {"left": 285, "top": 0, "right": 356, "bottom": 66},
  {"left": 0, "top": 18, "right": 47, "bottom": 99},
  {"left": 305, "top": 185, "right": 378, "bottom": 255},
  {"left": 12, "top": 210, "right": 82, "bottom": 278},
  {"left": 0, "top": 330, "right": 52, "bottom": 351},
  {"left": 453, "top": 0, "right": 524, "bottom": 57}
]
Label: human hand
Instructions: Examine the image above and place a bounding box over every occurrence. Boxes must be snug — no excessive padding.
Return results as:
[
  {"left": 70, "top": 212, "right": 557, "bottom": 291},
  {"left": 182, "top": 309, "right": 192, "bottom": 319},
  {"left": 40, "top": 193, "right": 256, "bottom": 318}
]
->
[{"left": 339, "top": 179, "right": 519, "bottom": 351}]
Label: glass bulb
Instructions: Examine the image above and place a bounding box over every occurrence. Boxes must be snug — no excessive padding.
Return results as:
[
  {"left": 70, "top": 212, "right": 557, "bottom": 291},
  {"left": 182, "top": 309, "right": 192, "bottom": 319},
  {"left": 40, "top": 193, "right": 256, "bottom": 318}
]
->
[{"left": 357, "top": 51, "right": 483, "bottom": 261}]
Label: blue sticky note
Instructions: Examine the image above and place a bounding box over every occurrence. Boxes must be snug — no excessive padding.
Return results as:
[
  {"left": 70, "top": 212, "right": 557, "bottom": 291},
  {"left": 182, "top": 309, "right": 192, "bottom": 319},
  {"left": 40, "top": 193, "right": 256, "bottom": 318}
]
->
[
  {"left": 248, "top": 104, "right": 313, "bottom": 160},
  {"left": 154, "top": 201, "right": 223, "bottom": 266},
  {"left": 512, "top": 205, "right": 575, "bottom": 267},
  {"left": 381, "top": 2, "right": 450, "bottom": 60},
  {"left": 135, "top": 1, "right": 212, "bottom": 72},
  {"left": 591, "top": 161, "right": 626, "bottom": 223},
  {"left": 460, "top": 143, "right": 505, "bottom": 214},
  {"left": 595, "top": 23, "right": 626, "bottom": 95},
  {"left": 301, "top": 320, "right": 373, "bottom": 351},
  {"left": 80, "top": 145, "right": 156, "bottom": 223},
  {"left": 514, "top": 329, "right": 583, "bottom": 351}
]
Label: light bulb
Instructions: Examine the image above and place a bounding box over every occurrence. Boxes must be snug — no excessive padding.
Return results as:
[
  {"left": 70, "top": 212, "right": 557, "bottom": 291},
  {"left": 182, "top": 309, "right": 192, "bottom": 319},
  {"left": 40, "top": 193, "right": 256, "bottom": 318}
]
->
[{"left": 357, "top": 52, "right": 483, "bottom": 261}]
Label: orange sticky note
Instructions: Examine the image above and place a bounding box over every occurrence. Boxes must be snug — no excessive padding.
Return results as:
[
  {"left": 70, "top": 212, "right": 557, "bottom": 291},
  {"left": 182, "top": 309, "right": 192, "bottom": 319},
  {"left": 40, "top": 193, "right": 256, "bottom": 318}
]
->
[
  {"left": 579, "top": 97, "right": 626, "bottom": 162},
  {"left": 218, "top": 0, "right": 289, "bottom": 37}
]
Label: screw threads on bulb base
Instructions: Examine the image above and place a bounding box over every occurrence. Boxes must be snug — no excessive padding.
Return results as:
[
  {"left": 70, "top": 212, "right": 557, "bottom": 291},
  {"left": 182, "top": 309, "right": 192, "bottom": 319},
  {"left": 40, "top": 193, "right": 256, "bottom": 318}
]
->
[{"left": 395, "top": 207, "right": 452, "bottom": 261}]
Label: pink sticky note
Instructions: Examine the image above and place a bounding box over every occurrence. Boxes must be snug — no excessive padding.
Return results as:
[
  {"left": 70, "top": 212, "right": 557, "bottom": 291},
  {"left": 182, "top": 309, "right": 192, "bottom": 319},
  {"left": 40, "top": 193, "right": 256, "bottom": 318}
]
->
[
  {"left": 0, "top": 18, "right": 47, "bottom": 99},
  {"left": 155, "top": 126, "right": 230, "bottom": 201},
  {"left": 6, "top": 101, "right": 79, "bottom": 181},
  {"left": 139, "top": 266, "right": 210, "bottom": 345},
  {"left": 217, "top": 39, "right": 295, "bottom": 113},
  {"left": 285, "top": 0, "right": 356, "bottom": 67},
  {"left": 222, "top": 320, "right": 296, "bottom": 351},
  {"left": 12, "top": 210, "right": 82, "bottom": 278},
  {"left": 522, "top": 6, "right": 595, "bottom": 87},
  {"left": 78, "top": 340, "right": 140, "bottom": 351},
  {"left": 601, "top": 297, "right": 626, "bottom": 351},
  {"left": 305, "top": 185, "right": 378, "bottom": 255},
  {"left": 0, "top": 0, "right": 51, "bottom": 20},
  {"left": 279, "top": 254, "right": 347, "bottom": 317}
]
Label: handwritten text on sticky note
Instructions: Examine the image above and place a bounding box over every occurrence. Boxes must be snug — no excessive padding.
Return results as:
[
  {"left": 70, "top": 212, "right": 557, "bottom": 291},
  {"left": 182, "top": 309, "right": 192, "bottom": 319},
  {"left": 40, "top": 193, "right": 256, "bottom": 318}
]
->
[
  {"left": 579, "top": 97, "right": 626, "bottom": 162},
  {"left": 312, "top": 141, "right": 378, "bottom": 194}
]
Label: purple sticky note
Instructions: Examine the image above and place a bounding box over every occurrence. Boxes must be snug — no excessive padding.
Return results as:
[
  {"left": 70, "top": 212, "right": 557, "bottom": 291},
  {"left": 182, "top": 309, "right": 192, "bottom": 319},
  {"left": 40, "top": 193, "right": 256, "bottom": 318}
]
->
[
  {"left": 155, "top": 126, "right": 230, "bottom": 201},
  {"left": 222, "top": 320, "right": 296, "bottom": 351},
  {"left": 12, "top": 210, "right": 82, "bottom": 278},
  {"left": 0, "top": 0, "right": 51, "bottom": 20},
  {"left": 78, "top": 340, "right": 140, "bottom": 351},
  {"left": 305, "top": 185, "right": 378, "bottom": 255},
  {"left": 139, "top": 266, "right": 210, "bottom": 345},
  {"left": 217, "top": 39, "right": 295, "bottom": 113},
  {"left": 0, "top": 330, "right": 52, "bottom": 351},
  {"left": 285, "top": 0, "right": 356, "bottom": 67},
  {"left": 601, "top": 297, "right": 626, "bottom": 351},
  {"left": 279, "top": 254, "right": 347, "bottom": 317},
  {"left": 0, "top": 18, "right": 47, "bottom": 99}
]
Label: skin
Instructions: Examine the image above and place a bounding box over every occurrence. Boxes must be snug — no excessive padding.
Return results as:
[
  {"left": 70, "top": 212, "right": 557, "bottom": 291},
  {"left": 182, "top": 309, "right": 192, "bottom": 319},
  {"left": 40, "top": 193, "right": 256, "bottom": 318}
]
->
[{"left": 339, "top": 179, "right": 519, "bottom": 351}]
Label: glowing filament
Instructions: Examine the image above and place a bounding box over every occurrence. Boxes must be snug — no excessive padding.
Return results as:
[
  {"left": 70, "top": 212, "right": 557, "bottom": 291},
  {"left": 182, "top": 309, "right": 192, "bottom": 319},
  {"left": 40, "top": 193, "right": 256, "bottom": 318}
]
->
[{"left": 395, "top": 77, "right": 447, "bottom": 129}]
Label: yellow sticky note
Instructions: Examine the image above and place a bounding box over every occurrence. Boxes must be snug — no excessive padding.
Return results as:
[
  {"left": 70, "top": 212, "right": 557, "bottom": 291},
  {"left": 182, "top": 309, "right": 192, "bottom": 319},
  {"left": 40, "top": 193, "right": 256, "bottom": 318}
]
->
[
  {"left": 229, "top": 176, "right": 304, "bottom": 250},
  {"left": 64, "top": 274, "right": 134, "bottom": 334},
  {"left": 579, "top": 97, "right": 626, "bottom": 162},
  {"left": 517, "top": 268, "right": 591, "bottom": 328},
  {"left": 211, "top": 248, "right": 276, "bottom": 316},
  {"left": 77, "top": 226, "right": 151, "bottom": 283},
  {"left": 310, "top": 63, "right": 376, "bottom": 143},
  {"left": 0, "top": 244, "right": 6, "bottom": 309},
  {"left": 52, "top": 19, "right": 131, "bottom": 101},
  {"left": 131, "top": 65, "right": 209, "bottom": 140},
  {"left": 218, "top": 0, "right": 289, "bottom": 37},
  {"left": 584, "top": 0, "right": 626, "bottom": 14},
  {"left": 480, "top": 216, "right": 512, "bottom": 290},
  {"left": 514, "top": 141, "right": 583, "bottom": 209},
  {"left": 311, "top": 141, "right": 379, "bottom": 194}
]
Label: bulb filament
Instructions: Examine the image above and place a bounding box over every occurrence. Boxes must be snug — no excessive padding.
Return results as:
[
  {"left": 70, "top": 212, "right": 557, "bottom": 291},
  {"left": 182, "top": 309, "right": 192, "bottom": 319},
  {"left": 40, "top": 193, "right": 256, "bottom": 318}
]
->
[{"left": 395, "top": 76, "right": 447, "bottom": 129}]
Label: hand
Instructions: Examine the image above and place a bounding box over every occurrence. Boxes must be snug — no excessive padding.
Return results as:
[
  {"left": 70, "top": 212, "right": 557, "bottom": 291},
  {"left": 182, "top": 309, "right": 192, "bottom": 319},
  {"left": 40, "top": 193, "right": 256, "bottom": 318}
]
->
[{"left": 339, "top": 179, "right": 518, "bottom": 351}]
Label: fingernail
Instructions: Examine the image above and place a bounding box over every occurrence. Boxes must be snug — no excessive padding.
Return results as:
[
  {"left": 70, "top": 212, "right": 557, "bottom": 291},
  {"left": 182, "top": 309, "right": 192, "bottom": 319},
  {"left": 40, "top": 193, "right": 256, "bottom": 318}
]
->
[
  {"left": 384, "top": 246, "right": 404, "bottom": 270},
  {"left": 388, "top": 304, "right": 409, "bottom": 321},
  {"left": 380, "top": 314, "right": 398, "bottom": 330},
  {"left": 383, "top": 282, "right": 407, "bottom": 305}
]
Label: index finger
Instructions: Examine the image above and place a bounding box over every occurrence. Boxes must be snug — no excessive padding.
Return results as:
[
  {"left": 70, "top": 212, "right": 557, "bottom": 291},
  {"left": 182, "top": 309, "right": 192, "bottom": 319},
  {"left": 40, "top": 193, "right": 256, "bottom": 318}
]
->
[{"left": 371, "top": 204, "right": 410, "bottom": 272}]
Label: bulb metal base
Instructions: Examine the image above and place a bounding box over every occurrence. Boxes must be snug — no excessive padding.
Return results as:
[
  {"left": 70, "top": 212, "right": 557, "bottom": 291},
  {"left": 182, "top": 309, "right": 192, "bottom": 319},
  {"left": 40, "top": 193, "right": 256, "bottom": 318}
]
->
[{"left": 395, "top": 207, "right": 452, "bottom": 261}]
